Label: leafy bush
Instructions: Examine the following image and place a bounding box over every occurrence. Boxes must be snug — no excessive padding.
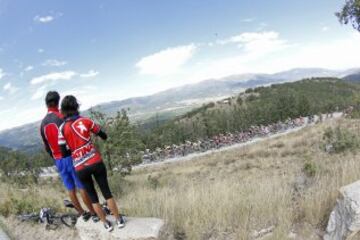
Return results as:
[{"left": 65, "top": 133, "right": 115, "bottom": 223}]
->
[
  {"left": 90, "top": 109, "right": 144, "bottom": 175},
  {"left": 236, "top": 97, "right": 243, "bottom": 105},
  {"left": 108, "top": 172, "right": 130, "bottom": 196},
  {"left": 303, "top": 162, "right": 317, "bottom": 177},
  {"left": 323, "top": 126, "right": 360, "bottom": 153},
  {"left": 350, "top": 110, "right": 360, "bottom": 119},
  {"left": 147, "top": 174, "right": 160, "bottom": 189},
  {"left": 245, "top": 88, "right": 254, "bottom": 93},
  {"left": 246, "top": 94, "right": 258, "bottom": 102}
]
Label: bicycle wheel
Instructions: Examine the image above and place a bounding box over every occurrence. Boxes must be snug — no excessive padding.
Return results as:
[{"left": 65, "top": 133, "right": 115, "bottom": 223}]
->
[
  {"left": 60, "top": 214, "right": 77, "bottom": 228},
  {"left": 45, "top": 223, "right": 60, "bottom": 230}
]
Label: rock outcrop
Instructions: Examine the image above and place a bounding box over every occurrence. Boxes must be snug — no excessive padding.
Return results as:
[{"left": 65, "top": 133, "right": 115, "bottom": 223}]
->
[
  {"left": 77, "top": 216, "right": 165, "bottom": 240},
  {"left": 324, "top": 180, "right": 360, "bottom": 240}
]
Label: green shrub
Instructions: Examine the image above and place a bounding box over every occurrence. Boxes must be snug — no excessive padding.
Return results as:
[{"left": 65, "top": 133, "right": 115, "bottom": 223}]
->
[
  {"left": 108, "top": 172, "right": 128, "bottom": 196},
  {"left": 147, "top": 174, "right": 160, "bottom": 189},
  {"left": 350, "top": 108, "right": 360, "bottom": 119},
  {"left": 303, "top": 162, "right": 317, "bottom": 177},
  {"left": 245, "top": 88, "right": 254, "bottom": 93},
  {"left": 322, "top": 126, "right": 360, "bottom": 153},
  {"left": 246, "top": 95, "right": 258, "bottom": 102},
  {"left": 271, "top": 142, "right": 285, "bottom": 149}
]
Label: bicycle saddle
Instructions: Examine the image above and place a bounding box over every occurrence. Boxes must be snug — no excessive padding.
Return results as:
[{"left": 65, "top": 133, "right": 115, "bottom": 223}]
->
[{"left": 64, "top": 199, "right": 75, "bottom": 209}]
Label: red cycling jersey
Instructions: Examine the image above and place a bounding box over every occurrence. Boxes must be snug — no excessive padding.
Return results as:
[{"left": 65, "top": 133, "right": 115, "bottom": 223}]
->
[
  {"left": 40, "top": 107, "right": 69, "bottom": 160},
  {"left": 59, "top": 116, "right": 102, "bottom": 171}
]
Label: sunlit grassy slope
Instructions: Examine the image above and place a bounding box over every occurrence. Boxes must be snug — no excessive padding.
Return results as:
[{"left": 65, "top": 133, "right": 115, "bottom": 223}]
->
[{"left": 120, "top": 117, "right": 360, "bottom": 239}]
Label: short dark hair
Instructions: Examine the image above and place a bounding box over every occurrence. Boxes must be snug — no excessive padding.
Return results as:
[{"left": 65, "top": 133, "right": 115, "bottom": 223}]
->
[
  {"left": 45, "top": 91, "right": 60, "bottom": 108},
  {"left": 61, "top": 95, "right": 80, "bottom": 118}
]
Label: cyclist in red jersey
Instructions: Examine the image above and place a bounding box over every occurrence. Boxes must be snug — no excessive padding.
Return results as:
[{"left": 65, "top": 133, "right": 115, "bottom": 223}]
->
[
  {"left": 59, "top": 95, "right": 125, "bottom": 232},
  {"left": 40, "top": 91, "right": 98, "bottom": 222}
]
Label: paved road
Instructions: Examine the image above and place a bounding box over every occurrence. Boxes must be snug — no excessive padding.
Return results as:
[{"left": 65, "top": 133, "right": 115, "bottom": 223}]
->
[
  {"left": 134, "top": 124, "right": 307, "bottom": 170},
  {"left": 134, "top": 112, "right": 343, "bottom": 170}
]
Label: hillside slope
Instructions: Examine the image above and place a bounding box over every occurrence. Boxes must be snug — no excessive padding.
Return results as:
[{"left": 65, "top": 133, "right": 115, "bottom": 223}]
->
[
  {"left": 120, "top": 117, "right": 360, "bottom": 239},
  {"left": 143, "top": 78, "right": 360, "bottom": 149}
]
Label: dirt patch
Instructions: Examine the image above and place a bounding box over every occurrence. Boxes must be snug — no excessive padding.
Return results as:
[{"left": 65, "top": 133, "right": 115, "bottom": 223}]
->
[{"left": 3, "top": 216, "right": 78, "bottom": 240}]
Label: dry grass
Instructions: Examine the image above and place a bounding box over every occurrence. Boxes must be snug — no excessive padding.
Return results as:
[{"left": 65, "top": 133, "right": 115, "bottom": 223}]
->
[
  {"left": 2, "top": 118, "right": 360, "bottom": 239},
  {"left": 2, "top": 216, "right": 78, "bottom": 240},
  {"left": 119, "top": 118, "right": 360, "bottom": 239},
  {"left": 0, "top": 179, "right": 68, "bottom": 217}
]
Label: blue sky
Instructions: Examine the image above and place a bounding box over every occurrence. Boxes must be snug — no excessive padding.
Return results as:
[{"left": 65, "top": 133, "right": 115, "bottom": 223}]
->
[{"left": 0, "top": 0, "right": 359, "bottom": 130}]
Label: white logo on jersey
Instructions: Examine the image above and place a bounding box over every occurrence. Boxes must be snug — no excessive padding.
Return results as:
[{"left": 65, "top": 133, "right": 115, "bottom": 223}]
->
[{"left": 76, "top": 121, "right": 88, "bottom": 134}]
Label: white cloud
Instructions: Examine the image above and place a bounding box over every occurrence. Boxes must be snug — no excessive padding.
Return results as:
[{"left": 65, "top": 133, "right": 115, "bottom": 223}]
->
[
  {"left": 14, "top": 106, "right": 45, "bottom": 129},
  {"left": 241, "top": 18, "right": 255, "bottom": 23},
  {"left": 34, "top": 15, "right": 54, "bottom": 23},
  {"left": 42, "top": 59, "right": 67, "bottom": 67},
  {"left": 185, "top": 31, "right": 360, "bottom": 83},
  {"left": 4, "top": 83, "right": 11, "bottom": 90},
  {"left": 30, "top": 69, "right": 100, "bottom": 85},
  {"left": 38, "top": 48, "right": 44, "bottom": 53},
  {"left": 80, "top": 70, "right": 99, "bottom": 78},
  {"left": 31, "top": 85, "right": 48, "bottom": 100},
  {"left": 3, "top": 82, "right": 18, "bottom": 94},
  {"left": 24, "top": 65, "right": 34, "bottom": 71},
  {"left": 0, "top": 96, "right": 3, "bottom": 100},
  {"left": 31, "top": 71, "right": 77, "bottom": 85},
  {"left": 61, "top": 86, "right": 109, "bottom": 110},
  {"left": 218, "top": 31, "right": 289, "bottom": 58},
  {"left": 136, "top": 44, "right": 196, "bottom": 75},
  {"left": 266, "top": 32, "right": 360, "bottom": 71},
  {"left": 322, "top": 26, "right": 330, "bottom": 32},
  {"left": 220, "top": 31, "right": 280, "bottom": 45}
]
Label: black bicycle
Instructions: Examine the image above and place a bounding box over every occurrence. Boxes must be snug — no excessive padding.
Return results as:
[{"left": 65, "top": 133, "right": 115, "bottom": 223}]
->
[
  {"left": 17, "top": 200, "right": 78, "bottom": 230},
  {"left": 17, "top": 199, "right": 123, "bottom": 230}
]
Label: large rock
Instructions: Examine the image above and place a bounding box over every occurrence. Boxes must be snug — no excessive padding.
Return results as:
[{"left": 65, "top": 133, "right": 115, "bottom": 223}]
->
[
  {"left": 324, "top": 180, "right": 360, "bottom": 240},
  {"left": 77, "top": 216, "right": 165, "bottom": 240}
]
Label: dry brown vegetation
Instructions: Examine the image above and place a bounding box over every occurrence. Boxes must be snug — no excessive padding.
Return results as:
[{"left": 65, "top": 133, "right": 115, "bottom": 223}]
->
[
  {"left": 120, "top": 118, "right": 360, "bottom": 239},
  {"left": 2, "top": 118, "right": 360, "bottom": 240}
]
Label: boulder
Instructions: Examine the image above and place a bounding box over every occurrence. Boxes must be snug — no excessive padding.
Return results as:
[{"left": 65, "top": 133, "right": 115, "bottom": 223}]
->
[
  {"left": 324, "top": 180, "right": 360, "bottom": 240},
  {"left": 77, "top": 216, "right": 165, "bottom": 240}
]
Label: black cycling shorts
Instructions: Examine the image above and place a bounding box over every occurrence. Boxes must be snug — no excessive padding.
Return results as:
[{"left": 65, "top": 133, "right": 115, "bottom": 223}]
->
[{"left": 76, "top": 161, "right": 113, "bottom": 203}]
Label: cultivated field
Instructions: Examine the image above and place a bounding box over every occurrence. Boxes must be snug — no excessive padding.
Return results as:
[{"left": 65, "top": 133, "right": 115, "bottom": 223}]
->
[{"left": 2, "top": 117, "right": 360, "bottom": 240}]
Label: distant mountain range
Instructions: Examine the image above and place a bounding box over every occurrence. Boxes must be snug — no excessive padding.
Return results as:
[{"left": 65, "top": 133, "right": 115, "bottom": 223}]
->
[
  {"left": 343, "top": 72, "right": 360, "bottom": 83},
  {"left": 0, "top": 67, "right": 359, "bottom": 152}
]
